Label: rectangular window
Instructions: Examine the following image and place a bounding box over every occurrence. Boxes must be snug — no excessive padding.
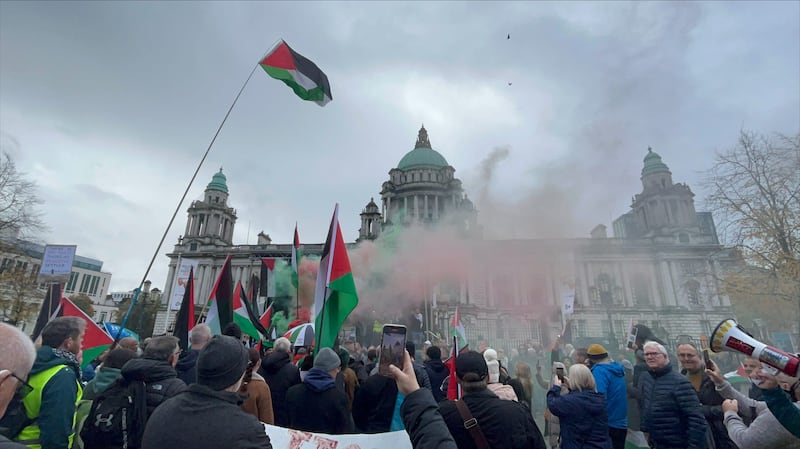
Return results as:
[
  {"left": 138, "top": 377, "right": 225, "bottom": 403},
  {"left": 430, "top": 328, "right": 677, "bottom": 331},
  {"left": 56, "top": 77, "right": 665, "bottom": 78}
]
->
[
  {"left": 65, "top": 271, "right": 79, "bottom": 292},
  {"left": 90, "top": 276, "right": 99, "bottom": 295},
  {"left": 79, "top": 275, "right": 90, "bottom": 293}
]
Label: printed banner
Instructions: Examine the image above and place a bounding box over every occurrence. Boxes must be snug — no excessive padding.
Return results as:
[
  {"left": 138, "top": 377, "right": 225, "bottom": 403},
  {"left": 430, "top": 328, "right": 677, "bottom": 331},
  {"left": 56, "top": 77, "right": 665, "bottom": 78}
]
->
[
  {"left": 560, "top": 286, "right": 575, "bottom": 316},
  {"left": 626, "top": 319, "right": 638, "bottom": 350},
  {"left": 37, "top": 244, "right": 77, "bottom": 283},
  {"left": 264, "top": 425, "right": 412, "bottom": 449},
  {"left": 170, "top": 259, "right": 199, "bottom": 311}
]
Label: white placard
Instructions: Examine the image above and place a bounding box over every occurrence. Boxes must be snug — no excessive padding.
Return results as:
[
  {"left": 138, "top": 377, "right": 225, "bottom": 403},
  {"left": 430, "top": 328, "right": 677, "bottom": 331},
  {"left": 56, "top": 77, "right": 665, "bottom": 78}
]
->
[
  {"left": 37, "top": 245, "right": 77, "bottom": 283},
  {"left": 561, "top": 286, "right": 575, "bottom": 316},
  {"left": 264, "top": 424, "right": 412, "bottom": 449},
  {"left": 170, "top": 259, "right": 199, "bottom": 310}
]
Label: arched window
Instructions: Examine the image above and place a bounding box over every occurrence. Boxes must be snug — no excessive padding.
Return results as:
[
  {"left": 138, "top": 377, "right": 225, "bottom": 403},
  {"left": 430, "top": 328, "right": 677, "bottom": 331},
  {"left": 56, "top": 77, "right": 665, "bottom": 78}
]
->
[{"left": 632, "top": 273, "right": 650, "bottom": 304}]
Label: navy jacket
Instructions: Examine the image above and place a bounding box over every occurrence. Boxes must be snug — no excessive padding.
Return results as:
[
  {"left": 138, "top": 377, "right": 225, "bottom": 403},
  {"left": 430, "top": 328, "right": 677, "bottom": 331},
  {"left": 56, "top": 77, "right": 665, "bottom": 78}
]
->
[
  {"left": 638, "top": 363, "right": 707, "bottom": 449},
  {"left": 285, "top": 368, "right": 354, "bottom": 435},
  {"left": 547, "top": 386, "right": 612, "bottom": 449},
  {"left": 259, "top": 350, "right": 301, "bottom": 427},
  {"left": 423, "top": 359, "right": 449, "bottom": 402}
]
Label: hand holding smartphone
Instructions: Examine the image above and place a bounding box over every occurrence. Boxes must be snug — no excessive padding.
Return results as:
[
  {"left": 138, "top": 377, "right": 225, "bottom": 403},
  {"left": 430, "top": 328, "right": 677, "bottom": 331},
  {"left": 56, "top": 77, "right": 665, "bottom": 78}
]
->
[
  {"left": 379, "top": 324, "right": 407, "bottom": 376},
  {"left": 703, "top": 350, "right": 714, "bottom": 369}
]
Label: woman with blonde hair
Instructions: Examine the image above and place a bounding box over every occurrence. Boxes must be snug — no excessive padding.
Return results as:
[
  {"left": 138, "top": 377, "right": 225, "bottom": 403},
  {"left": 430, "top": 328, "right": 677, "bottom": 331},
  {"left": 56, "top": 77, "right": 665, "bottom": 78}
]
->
[
  {"left": 239, "top": 348, "right": 275, "bottom": 424},
  {"left": 509, "top": 361, "right": 534, "bottom": 412},
  {"left": 547, "top": 364, "right": 612, "bottom": 449}
]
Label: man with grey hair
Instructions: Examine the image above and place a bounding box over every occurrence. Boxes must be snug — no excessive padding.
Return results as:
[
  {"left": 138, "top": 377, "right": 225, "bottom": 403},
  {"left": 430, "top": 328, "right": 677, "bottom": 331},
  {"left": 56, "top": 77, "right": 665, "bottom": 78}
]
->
[
  {"left": 176, "top": 323, "right": 211, "bottom": 384},
  {"left": 16, "top": 317, "right": 85, "bottom": 449},
  {"left": 120, "top": 335, "right": 186, "bottom": 416},
  {"left": 260, "top": 337, "right": 300, "bottom": 427},
  {"left": 0, "top": 323, "right": 36, "bottom": 449},
  {"left": 638, "top": 341, "right": 707, "bottom": 449}
]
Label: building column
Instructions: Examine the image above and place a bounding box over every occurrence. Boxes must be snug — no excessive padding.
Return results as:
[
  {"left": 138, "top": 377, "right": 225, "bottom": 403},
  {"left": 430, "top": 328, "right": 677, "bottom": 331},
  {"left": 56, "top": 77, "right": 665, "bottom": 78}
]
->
[
  {"left": 164, "top": 262, "right": 177, "bottom": 308},
  {"left": 660, "top": 260, "right": 678, "bottom": 306},
  {"left": 424, "top": 195, "right": 429, "bottom": 220},
  {"left": 414, "top": 195, "right": 419, "bottom": 220},
  {"left": 434, "top": 195, "right": 439, "bottom": 220}
]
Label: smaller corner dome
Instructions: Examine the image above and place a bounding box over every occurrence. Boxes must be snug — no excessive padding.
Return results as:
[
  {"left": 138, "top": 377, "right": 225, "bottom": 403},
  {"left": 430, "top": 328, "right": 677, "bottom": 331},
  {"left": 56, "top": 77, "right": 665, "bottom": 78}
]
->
[
  {"left": 206, "top": 168, "right": 229, "bottom": 193},
  {"left": 641, "top": 147, "right": 670, "bottom": 176},
  {"left": 363, "top": 197, "right": 380, "bottom": 213},
  {"left": 397, "top": 125, "right": 449, "bottom": 170}
]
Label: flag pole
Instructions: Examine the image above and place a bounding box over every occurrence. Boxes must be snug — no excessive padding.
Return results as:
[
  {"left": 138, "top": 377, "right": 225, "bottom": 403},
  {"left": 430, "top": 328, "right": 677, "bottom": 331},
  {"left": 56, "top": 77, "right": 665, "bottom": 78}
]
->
[{"left": 115, "top": 57, "right": 267, "bottom": 344}]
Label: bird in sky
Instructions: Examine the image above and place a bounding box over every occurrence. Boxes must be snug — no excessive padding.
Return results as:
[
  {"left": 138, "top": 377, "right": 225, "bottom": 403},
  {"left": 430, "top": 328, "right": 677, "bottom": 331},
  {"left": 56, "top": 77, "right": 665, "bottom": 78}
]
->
[{"left": 507, "top": 33, "right": 511, "bottom": 39}]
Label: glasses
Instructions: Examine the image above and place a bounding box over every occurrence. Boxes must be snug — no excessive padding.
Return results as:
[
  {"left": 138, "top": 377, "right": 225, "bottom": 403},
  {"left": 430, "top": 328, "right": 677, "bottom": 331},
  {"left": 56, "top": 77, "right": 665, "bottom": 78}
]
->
[
  {"left": 10, "top": 372, "right": 34, "bottom": 398},
  {"left": 644, "top": 352, "right": 664, "bottom": 358}
]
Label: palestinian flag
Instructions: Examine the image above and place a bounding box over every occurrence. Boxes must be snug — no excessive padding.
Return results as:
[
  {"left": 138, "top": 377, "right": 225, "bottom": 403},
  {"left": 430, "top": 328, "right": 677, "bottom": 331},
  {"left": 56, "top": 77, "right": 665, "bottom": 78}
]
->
[
  {"left": 450, "top": 306, "right": 468, "bottom": 351},
  {"left": 173, "top": 266, "right": 195, "bottom": 351},
  {"left": 313, "top": 204, "right": 358, "bottom": 355},
  {"left": 234, "top": 281, "right": 269, "bottom": 339},
  {"left": 259, "top": 40, "right": 332, "bottom": 106},
  {"left": 291, "top": 225, "right": 302, "bottom": 292},
  {"left": 261, "top": 258, "right": 277, "bottom": 302},
  {"left": 205, "top": 255, "right": 234, "bottom": 335},
  {"left": 259, "top": 303, "right": 274, "bottom": 334},
  {"left": 58, "top": 297, "right": 114, "bottom": 369},
  {"left": 31, "top": 283, "right": 62, "bottom": 341}
]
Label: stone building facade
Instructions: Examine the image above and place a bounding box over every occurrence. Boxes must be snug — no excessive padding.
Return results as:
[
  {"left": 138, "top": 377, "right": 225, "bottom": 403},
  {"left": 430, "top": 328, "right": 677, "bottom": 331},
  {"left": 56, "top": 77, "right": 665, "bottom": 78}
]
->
[{"left": 159, "top": 128, "right": 737, "bottom": 352}]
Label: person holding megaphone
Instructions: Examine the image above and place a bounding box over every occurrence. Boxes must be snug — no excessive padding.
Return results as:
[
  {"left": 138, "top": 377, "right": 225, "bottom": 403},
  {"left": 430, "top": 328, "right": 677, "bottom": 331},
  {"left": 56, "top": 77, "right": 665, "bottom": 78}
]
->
[{"left": 703, "top": 360, "right": 800, "bottom": 448}]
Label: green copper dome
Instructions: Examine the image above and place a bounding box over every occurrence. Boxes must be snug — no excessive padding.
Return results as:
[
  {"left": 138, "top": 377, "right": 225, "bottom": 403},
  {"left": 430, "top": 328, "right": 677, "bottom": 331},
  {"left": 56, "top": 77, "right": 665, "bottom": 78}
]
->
[
  {"left": 206, "top": 168, "right": 229, "bottom": 193},
  {"left": 642, "top": 148, "right": 670, "bottom": 176},
  {"left": 397, "top": 125, "right": 449, "bottom": 170}
]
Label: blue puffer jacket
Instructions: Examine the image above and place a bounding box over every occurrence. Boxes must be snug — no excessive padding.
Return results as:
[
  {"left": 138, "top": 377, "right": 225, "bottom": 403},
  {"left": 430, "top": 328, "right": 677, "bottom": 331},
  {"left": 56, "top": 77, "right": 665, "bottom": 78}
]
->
[
  {"left": 638, "top": 363, "right": 707, "bottom": 449},
  {"left": 547, "top": 386, "right": 612, "bottom": 449},
  {"left": 591, "top": 361, "right": 628, "bottom": 429}
]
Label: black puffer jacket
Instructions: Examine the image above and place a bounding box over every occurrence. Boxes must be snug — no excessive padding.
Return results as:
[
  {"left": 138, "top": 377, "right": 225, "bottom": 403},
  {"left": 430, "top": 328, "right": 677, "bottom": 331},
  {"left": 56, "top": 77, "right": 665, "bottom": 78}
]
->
[
  {"left": 638, "top": 363, "right": 707, "bottom": 449},
  {"left": 142, "top": 383, "right": 272, "bottom": 449},
  {"left": 121, "top": 358, "right": 187, "bottom": 416},
  {"left": 423, "top": 359, "right": 449, "bottom": 402},
  {"left": 175, "top": 349, "right": 199, "bottom": 384},
  {"left": 352, "top": 373, "right": 398, "bottom": 433},
  {"left": 258, "top": 350, "right": 301, "bottom": 427}
]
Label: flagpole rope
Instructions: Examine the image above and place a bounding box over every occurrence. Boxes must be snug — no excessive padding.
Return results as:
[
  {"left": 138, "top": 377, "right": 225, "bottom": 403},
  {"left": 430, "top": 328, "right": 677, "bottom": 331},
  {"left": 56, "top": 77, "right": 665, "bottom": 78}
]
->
[{"left": 116, "top": 59, "right": 263, "bottom": 344}]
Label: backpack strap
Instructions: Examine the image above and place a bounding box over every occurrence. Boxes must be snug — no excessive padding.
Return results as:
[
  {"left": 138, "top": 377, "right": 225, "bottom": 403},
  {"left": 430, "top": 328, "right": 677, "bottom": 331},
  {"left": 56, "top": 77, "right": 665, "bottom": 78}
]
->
[{"left": 455, "top": 399, "right": 490, "bottom": 449}]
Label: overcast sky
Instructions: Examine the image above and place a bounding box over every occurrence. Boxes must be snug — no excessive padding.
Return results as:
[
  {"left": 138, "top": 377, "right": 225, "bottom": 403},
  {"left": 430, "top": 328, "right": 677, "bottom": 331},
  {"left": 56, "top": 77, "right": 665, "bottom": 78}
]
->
[{"left": 1, "top": 1, "right": 798, "bottom": 293}]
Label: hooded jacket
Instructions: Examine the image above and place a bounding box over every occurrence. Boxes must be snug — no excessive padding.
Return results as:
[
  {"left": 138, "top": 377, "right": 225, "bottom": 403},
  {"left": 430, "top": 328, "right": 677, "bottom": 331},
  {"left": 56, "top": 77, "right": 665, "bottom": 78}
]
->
[
  {"left": 175, "top": 349, "right": 199, "bottom": 384},
  {"left": 547, "top": 386, "right": 613, "bottom": 449},
  {"left": 590, "top": 361, "right": 628, "bottom": 429},
  {"left": 142, "top": 383, "right": 272, "bottom": 449},
  {"left": 285, "top": 368, "right": 354, "bottom": 434},
  {"left": 82, "top": 367, "right": 122, "bottom": 401},
  {"left": 258, "top": 350, "right": 301, "bottom": 427},
  {"left": 120, "top": 358, "right": 187, "bottom": 416},
  {"left": 16, "top": 346, "right": 82, "bottom": 449},
  {"left": 423, "top": 359, "right": 449, "bottom": 402}
]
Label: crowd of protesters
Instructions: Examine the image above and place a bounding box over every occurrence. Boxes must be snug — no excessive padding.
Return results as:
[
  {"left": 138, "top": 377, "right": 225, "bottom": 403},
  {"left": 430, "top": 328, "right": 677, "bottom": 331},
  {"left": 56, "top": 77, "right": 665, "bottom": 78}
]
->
[{"left": 1, "top": 318, "right": 798, "bottom": 449}]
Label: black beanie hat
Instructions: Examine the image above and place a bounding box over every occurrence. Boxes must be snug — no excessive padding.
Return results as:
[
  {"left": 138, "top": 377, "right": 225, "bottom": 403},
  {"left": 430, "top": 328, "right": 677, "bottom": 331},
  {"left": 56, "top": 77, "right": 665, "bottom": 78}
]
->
[{"left": 197, "top": 335, "right": 248, "bottom": 390}]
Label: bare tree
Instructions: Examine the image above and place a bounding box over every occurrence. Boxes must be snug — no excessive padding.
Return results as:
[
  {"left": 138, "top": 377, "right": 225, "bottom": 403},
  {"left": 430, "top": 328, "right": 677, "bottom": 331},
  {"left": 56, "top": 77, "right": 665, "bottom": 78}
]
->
[
  {"left": 703, "top": 130, "right": 800, "bottom": 331},
  {"left": 0, "top": 152, "right": 45, "bottom": 243},
  {"left": 0, "top": 260, "right": 42, "bottom": 325}
]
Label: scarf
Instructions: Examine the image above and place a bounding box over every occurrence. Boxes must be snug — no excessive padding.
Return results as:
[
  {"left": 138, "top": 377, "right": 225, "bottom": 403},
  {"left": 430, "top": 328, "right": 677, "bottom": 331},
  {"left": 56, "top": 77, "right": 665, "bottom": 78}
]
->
[{"left": 53, "top": 348, "right": 82, "bottom": 381}]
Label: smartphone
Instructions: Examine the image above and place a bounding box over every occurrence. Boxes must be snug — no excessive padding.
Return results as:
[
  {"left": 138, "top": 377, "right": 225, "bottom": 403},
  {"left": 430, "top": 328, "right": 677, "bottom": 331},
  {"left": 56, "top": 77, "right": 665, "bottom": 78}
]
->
[
  {"left": 379, "top": 324, "right": 407, "bottom": 376},
  {"left": 555, "top": 367, "right": 565, "bottom": 382}
]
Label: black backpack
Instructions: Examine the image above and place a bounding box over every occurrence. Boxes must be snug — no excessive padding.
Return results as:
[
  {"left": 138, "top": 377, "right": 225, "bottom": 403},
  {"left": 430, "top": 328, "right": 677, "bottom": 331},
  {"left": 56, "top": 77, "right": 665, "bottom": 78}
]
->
[
  {"left": 0, "top": 390, "right": 32, "bottom": 439},
  {"left": 80, "top": 379, "right": 147, "bottom": 449}
]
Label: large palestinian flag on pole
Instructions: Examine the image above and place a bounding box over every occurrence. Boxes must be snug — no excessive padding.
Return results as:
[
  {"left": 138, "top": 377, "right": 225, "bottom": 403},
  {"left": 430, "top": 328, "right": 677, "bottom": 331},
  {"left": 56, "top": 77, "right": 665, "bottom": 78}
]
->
[
  {"left": 173, "top": 266, "right": 195, "bottom": 351},
  {"left": 205, "top": 255, "right": 234, "bottom": 335},
  {"left": 259, "top": 40, "right": 332, "bottom": 106},
  {"left": 233, "top": 280, "right": 269, "bottom": 340},
  {"left": 58, "top": 297, "right": 114, "bottom": 369},
  {"left": 313, "top": 204, "right": 358, "bottom": 355}
]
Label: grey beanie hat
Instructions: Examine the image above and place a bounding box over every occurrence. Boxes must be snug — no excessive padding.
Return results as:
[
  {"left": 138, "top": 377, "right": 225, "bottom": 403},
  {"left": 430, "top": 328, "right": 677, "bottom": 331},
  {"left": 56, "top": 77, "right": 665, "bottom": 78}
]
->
[
  {"left": 197, "top": 335, "right": 248, "bottom": 390},
  {"left": 314, "top": 347, "right": 341, "bottom": 371}
]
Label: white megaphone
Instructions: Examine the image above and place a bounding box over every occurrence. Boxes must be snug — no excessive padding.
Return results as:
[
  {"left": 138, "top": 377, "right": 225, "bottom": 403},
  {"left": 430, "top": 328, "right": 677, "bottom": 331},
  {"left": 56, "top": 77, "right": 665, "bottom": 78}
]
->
[{"left": 710, "top": 318, "right": 799, "bottom": 376}]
